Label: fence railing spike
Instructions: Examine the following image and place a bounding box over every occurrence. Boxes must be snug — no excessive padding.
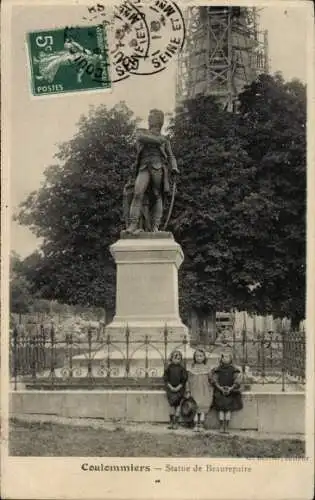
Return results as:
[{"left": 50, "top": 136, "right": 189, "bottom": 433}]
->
[{"left": 9, "top": 325, "right": 305, "bottom": 392}]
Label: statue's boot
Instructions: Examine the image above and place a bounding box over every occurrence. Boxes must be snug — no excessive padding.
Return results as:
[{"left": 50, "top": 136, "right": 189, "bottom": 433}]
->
[
  {"left": 151, "top": 211, "right": 162, "bottom": 233},
  {"left": 126, "top": 217, "right": 140, "bottom": 234},
  {"left": 126, "top": 223, "right": 139, "bottom": 234},
  {"left": 151, "top": 196, "right": 163, "bottom": 232},
  {"left": 151, "top": 216, "right": 162, "bottom": 232},
  {"left": 127, "top": 197, "right": 143, "bottom": 234}
]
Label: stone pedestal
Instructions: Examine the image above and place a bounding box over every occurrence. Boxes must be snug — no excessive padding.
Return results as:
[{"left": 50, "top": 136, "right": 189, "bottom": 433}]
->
[
  {"left": 70, "top": 232, "right": 220, "bottom": 378},
  {"left": 105, "top": 232, "right": 188, "bottom": 342}
]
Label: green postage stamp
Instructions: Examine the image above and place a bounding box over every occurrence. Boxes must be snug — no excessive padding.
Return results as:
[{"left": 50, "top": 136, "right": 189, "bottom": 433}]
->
[{"left": 27, "top": 25, "right": 111, "bottom": 96}]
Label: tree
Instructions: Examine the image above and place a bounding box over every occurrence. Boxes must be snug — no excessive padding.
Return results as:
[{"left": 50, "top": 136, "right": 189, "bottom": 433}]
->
[
  {"left": 235, "top": 74, "right": 306, "bottom": 327},
  {"left": 168, "top": 74, "right": 306, "bottom": 326},
  {"left": 168, "top": 96, "right": 256, "bottom": 318},
  {"left": 10, "top": 252, "right": 34, "bottom": 314},
  {"left": 16, "top": 103, "right": 139, "bottom": 310},
  {"left": 16, "top": 77, "right": 306, "bottom": 327}
]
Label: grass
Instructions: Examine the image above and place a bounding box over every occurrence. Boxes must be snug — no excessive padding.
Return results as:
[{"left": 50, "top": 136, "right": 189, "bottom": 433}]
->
[{"left": 9, "top": 419, "right": 304, "bottom": 458}]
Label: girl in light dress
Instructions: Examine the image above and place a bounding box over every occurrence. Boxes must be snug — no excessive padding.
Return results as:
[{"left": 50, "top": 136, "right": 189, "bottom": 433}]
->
[
  {"left": 186, "top": 348, "right": 213, "bottom": 431},
  {"left": 33, "top": 39, "right": 103, "bottom": 84}
]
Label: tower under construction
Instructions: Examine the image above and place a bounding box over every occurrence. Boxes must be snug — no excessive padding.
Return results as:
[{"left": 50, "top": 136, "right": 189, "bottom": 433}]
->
[{"left": 176, "top": 6, "right": 269, "bottom": 111}]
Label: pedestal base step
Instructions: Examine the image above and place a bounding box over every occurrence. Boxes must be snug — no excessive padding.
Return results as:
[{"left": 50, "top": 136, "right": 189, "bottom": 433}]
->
[{"left": 105, "top": 320, "right": 188, "bottom": 343}]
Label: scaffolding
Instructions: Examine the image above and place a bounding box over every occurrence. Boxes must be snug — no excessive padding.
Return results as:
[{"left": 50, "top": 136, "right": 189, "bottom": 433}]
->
[{"left": 176, "top": 6, "right": 269, "bottom": 111}]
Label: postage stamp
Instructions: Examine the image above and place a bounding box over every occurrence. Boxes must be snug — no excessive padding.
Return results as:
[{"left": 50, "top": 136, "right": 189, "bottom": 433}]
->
[{"left": 26, "top": 24, "right": 111, "bottom": 96}]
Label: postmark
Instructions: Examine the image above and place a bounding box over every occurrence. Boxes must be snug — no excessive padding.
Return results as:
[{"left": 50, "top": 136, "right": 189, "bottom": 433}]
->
[
  {"left": 109, "top": 0, "right": 151, "bottom": 82},
  {"left": 83, "top": 1, "right": 185, "bottom": 82},
  {"left": 129, "top": 0, "right": 185, "bottom": 76},
  {"left": 27, "top": 25, "right": 111, "bottom": 96}
]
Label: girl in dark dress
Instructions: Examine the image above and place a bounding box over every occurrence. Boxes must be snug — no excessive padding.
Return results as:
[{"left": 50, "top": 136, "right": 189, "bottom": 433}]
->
[
  {"left": 211, "top": 354, "right": 243, "bottom": 433},
  {"left": 163, "top": 350, "right": 188, "bottom": 429}
]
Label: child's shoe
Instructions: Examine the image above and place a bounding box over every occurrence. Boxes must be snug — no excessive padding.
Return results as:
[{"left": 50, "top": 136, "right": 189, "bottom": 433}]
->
[
  {"left": 223, "top": 420, "right": 229, "bottom": 434},
  {"left": 173, "top": 416, "right": 179, "bottom": 430},
  {"left": 168, "top": 415, "right": 175, "bottom": 429}
]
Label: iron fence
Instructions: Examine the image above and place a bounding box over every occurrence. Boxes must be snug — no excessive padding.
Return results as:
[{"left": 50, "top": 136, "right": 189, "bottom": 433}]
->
[{"left": 10, "top": 323, "right": 305, "bottom": 392}]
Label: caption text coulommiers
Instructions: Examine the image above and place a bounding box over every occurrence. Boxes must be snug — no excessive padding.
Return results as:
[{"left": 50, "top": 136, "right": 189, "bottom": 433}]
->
[{"left": 81, "top": 463, "right": 252, "bottom": 473}]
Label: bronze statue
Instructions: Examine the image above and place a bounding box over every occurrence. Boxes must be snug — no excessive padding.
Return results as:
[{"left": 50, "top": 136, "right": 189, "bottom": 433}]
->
[{"left": 124, "top": 109, "right": 179, "bottom": 234}]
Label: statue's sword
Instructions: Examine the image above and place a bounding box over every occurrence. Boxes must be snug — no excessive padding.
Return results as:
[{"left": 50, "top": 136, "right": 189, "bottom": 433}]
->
[{"left": 163, "top": 179, "right": 177, "bottom": 231}]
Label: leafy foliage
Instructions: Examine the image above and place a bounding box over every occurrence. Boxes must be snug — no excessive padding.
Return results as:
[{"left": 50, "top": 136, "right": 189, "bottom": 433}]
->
[
  {"left": 15, "top": 76, "right": 306, "bottom": 325},
  {"left": 16, "top": 103, "right": 139, "bottom": 310},
  {"left": 168, "top": 96, "right": 252, "bottom": 315},
  {"left": 10, "top": 252, "right": 34, "bottom": 313},
  {"left": 235, "top": 74, "right": 306, "bottom": 326},
  {"left": 168, "top": 74, "right": 306, "bottom": 324}
]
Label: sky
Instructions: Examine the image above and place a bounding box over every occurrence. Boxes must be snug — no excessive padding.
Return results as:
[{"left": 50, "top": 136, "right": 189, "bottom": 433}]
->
[{"left": 7, "top": 1, "right": 311, "bottom": 257}]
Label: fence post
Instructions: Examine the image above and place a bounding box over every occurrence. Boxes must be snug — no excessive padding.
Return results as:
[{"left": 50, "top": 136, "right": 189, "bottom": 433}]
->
[
  {"left": 49, "top": 322, "right": 56, "bottom": 385},
  {"left": 87, "top": 327, "right": 93, "bottom": 384},
  {"left": 106, "top": 333, "right": 111, "bottom": 379},
  {"left": 183, "top": 334, "right": 188, "bottom": 368},
  {"left": 35, "top": 330, "right": 41, "bottom": 374},
  {"left": 241, "top": 327, "right": 246, "bottom": 384},
  {"left": 96, "top": 324, "right": 101, "bottom": 342},
  {"left": 20, "top": 331, "right": 27, "bottom": 376},
  {"left": 269, "top": 331, "right": 273, "bottom": 371},
  {"left": 125, "top": 325, "right": 130, "bottom": 378},
  {"left": 25, "top": 331, "right": 31, "bottom": 376},
  {"left": 164, "top": 324, "right": 168, "bottom": 366},
  {"left": 261, "top": 330, "right": 265, "bottom": 384},
  {"left": 68, "top": 333, "right": 73, "bottom": 380},
  {"left": 40, "top": 323, "right": 46, "bottom": 371},
  {"left": 281, "top": 330, "right": 286, "bottom": 392},
  {"left": 232, "top": 317, "right": 236, "bottom": 361},
  {"left": 12, "top": 326, "right": 18, "bottom": 391},
  {"left": 30, "top": 336, "right": 37, "bottom": 382},
  {"left": 35, "top": 332, "right": 40, "bottom": 377},
  {"left": 301, "top": 329, "right": 306, "bottom": 384},
  {"left": 144, "top": 335, "right": 149, "bottom": 379}
]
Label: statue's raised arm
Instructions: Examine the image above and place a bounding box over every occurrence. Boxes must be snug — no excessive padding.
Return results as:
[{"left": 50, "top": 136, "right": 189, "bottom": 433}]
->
[
  {"left": 164, "top": 138, "right": 179, "bottom": 174},
  {"left": 136, "top": 128, "right": 166, "bottom": 146}
]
